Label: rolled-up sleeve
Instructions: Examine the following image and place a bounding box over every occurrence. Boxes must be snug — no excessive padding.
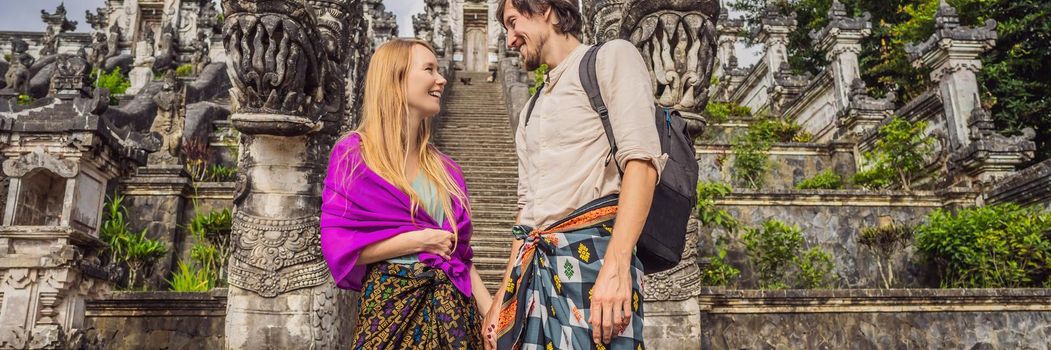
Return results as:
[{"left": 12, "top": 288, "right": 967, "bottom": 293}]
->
[{"left": 595, "top": 39, "right": 668, "bottom": 179}]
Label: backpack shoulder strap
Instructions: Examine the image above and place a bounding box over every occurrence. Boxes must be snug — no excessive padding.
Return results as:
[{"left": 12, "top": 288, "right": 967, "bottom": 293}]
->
[
  {"left": 578, "top": 43, "right": 622, "bottom": 174},
  {"left": 523, "top": 81, "right": 544, "bottom": 126}
]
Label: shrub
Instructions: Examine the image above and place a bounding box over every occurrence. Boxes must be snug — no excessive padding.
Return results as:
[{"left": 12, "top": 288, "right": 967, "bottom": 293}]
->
[
  {"left": 796, "top": 169, "right": 843, "bottom": 190},
  {"left": 852, "top": 165, "right": 895, "bottom": 190},
  {"left": 16, "top": 94, "right": 33, "bottom": 106},
  {"left": 207, "top": 164, "right": 238, "bottom": 182},
  {"left": 92, "top": 67, "right": 131, "bottom": 96},
  {"left": 704, "top": 102, "right": 752, "bottom": 124},
  {"left": 742, "top": 219, "right": 837, "bottom": 289},
  {"left": 853, "top": 116, "right": 936, "bottom": 191},
  {"left": 730, "top": 131, "right": 770, "bottom": 190},
  {"left": 175, "top": 64, "right": 194, "bottom": 77},
  {"left": 186, "top": 208, "right": 233, "bottom": 287},
  {"left": 528, "top": 64, "right": 548, "bottom": 95},
  {"left": 100, "top": 195, "right": 168, "bottom": 290},
  {"left": 859, "top": 223, "right": 914, "bottom": 288},
  {"left": 168, "top": 261, "right": 212, "bottom": 292},
  {"left": 696, "top": 181, "right": 739, "bottom": 233},
  {"left": 914, "top": 204, "right": 1051, "bottom": 288},
  {"left": 701, "top": 245, "right": 740, "bottom": 287}
]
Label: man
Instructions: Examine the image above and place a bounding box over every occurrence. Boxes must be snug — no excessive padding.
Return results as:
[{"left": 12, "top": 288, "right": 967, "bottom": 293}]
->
[{"left": 483, "top": 0, "right": 665, "bottom": 349}]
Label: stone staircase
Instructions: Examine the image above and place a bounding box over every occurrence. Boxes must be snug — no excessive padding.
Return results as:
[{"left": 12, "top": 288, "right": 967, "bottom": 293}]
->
[{"left": 433, "top": 72, "right": 517, "bottom": 292}]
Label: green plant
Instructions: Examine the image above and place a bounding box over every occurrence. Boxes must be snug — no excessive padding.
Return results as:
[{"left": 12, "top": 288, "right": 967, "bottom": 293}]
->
[
  {"left": 16, "top": 94, "right": 33, "bottom": 106},
  {"left": 795, "top": 247, "right": 836, "bottom": 288},
  {"left": 696, "top": 181, "right": 739, "bottom": 233},
  {"left": 182, "top": 137, "right": 211, "bottom": 182},
  {"left": 124, "top": 227, "right": 168, "bottom": 289},
  {"left": 99, "top": 195, "right": 168, "bottom": 290},
  {"left": 796, "top": 169, "right": 843, "bottom": 190},
  {"left": 851, "top": 165, "right": 895, "bottom": 190},
  {"left": 186, "top": 209, "right": 233, "bottom": 287},
  {"left": 742, "top": 219, "right": 837, "bottom": 289},
  {"left": 730, "top": 132, "right": 769, "bottom": 190},
  {"left": 175, "top": 64, "right": 194, "bottom": 77},
  {"left": 528, "top": 64, "right": 549, "bottom": 95},
  {"left": 704, "top": 102, "right": 752, "bottom": 124},
  {"left": 91, "top": 67, "right": 131, "bottom": 96},
  {"left": 914, "top": 204, "right": 1051, "bottom": 288},
  {"left": 207, "top": 164, "right": 238, "bottom": 182},
  {"left": 701, "top": 245, "right": 740, "bottom": 287},
  {"left": 167, "top": 261, "right": 212, "bottom": 292},
  {"left": 853, "top": 116, "right": 936, "bottom": 191},
  {"left": 859, "top": 223, "right": 914, "bottom": 288},
  {"left": 3, "top": 53, "right": 10, "bottom": 62}
]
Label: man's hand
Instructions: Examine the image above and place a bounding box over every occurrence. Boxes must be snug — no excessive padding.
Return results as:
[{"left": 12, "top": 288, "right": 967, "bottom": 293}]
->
[{"left": 588, "top": 253, "right": 633, "bottom": 344}]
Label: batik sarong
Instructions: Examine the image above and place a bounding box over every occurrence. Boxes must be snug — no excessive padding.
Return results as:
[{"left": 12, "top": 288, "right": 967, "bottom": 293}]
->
[
  {"left": 495, "top": 201, "right": 645, "bottom": 350},
  {"left": 353, "top": 262, "right": 484, "bottom": 350}
]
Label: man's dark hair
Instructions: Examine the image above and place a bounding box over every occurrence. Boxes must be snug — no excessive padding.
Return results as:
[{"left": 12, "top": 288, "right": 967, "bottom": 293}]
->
[{"left": 497, "top": 0, "right": 582, "bottom": 39}]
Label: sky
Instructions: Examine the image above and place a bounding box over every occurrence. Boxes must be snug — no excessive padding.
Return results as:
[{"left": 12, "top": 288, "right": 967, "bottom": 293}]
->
[
  {"left": 0, "top": 0, "right": 424, "bottom": 37},
  {"left": 0, "top": 1, "right": 760, "bottom": 64}
]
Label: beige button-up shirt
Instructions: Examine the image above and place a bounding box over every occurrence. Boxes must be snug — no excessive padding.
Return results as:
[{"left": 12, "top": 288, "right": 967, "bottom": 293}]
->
[{"left": 516, "top": 40, "right": 668, "bottom": 228}]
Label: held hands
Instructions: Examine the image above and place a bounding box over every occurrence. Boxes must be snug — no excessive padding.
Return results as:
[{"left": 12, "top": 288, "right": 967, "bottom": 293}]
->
[
  {"left": 589, "top": 255, "right": 633, "bottom": 345},
  {"left": 408, "top": 228, "right": 456, "bottom": 260}
]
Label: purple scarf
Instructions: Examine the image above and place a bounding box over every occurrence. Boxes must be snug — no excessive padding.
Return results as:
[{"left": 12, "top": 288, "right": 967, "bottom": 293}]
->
[{"left": 320, "top": 133, "right": 475, "bottom": 297}]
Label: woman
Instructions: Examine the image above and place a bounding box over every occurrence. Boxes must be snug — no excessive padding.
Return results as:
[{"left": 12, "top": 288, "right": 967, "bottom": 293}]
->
[{"left": 320, "top": 38, "right": 491, "bottom": 349}]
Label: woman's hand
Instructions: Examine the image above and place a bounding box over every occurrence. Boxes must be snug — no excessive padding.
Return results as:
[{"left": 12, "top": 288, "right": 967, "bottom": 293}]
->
[
  {"left": 407, "top": 228, "right": 456, "bottom": 260},
  {"left": 482, "top": 297, "right": 501, "bottom": 350}
]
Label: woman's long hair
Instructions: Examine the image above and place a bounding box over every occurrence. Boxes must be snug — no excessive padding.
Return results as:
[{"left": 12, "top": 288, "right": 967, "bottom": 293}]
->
[{"left": 346, "top": 38, "right": 468, "bottom": 235}]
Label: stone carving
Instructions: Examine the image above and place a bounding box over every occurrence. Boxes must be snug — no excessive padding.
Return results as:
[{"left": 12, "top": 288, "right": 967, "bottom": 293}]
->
[
  {"left": 126, "top": 32, "right": 156, "bottom": 95},
  {"left": 39, "top": 4, "right": 79, "bottom": 57},
  {"left": 106, "top": 22, "right": 122, "bottom": 62},
  {"left": 643, "top": 218, "right": 703, "bottom": 301},
  {"left": 85, "top": 8, "right": 109, "bottom": 32},
  {"left": 153, "top": 22, "right": 177, "bottom": 72},
  {"left": 149, "top": 71, "right": 186, "bottom": 165},
  {"left": 227, "top": 211, "right": 328, "bottom": 298},
  {"left": 4, "top": 39, "right": 34, "bottom": 95},
  {"left": 48, "top": 54, "right": 91, "bottom": 97},
  {"left": 223, "top": 0, "right": 328, "bottom": 130},
  {"left": 585, "top": 0, "right": 720, "bottom": 133},
  {"left": 190, "top": 31, "right": 211, "bottom": 75},
  {"left": 2, "top": 148, "right": 79, "bottom": 178},
  {"left": 88, "top": 32, "right": 110, "bottom": 71},
  {"left": 221, "top": 0, "right": 361, "bottom": 347}
]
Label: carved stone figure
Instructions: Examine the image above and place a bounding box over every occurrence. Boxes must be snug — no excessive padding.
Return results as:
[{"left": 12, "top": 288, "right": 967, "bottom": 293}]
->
[
  {"left": 3, "top": 57, "right": 30, "bottom": 95},
  {"left": 48, "top": 54, "right": 90, "bottom": 97},
  {"left": 126, "top": 33, "right": 156, "bottom": 95},
  {"left": 190, "top": 31, "right": 211, "bottom": 75},
  {"left": 149, "top": 71, "right": 185, "bottom": 164},
  {"left": 88, "top": 32, "right": 109, "bottom": 71}
]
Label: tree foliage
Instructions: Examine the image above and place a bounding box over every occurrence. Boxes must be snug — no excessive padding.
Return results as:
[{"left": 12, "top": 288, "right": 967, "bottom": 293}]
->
[{"left": 729, "top": 0, "right": 1051, "bottom": 160}]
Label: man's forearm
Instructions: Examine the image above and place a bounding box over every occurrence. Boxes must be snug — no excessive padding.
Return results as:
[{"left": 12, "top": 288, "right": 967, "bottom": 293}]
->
[{"left": 607, "top": 159, "right": 658, "bottom": 260}]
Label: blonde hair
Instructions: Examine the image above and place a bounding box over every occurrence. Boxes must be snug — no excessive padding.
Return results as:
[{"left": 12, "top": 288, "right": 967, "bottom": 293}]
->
[{"left": 346, "top": 38, "right": 468, "bottom": 235}]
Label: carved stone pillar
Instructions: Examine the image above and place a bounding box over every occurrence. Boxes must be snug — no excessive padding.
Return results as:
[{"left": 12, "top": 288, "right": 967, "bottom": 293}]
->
[
  {"left": 714, "top": 8, "right": 743, "bottom": 81},
  {"left": 582, "top": 1, "right": 719, "bottom": 348},
  {"left": 221, "top": 0, "right": 361, "bottom": 348},
  {"left": 812, "top": 0, "right": 870, "bottom": 113},
  {"left": 759, "top": 5, "right": 795, "bottom": 86},
  {"left": 906, "top": 1, "right": 996, "bottom": 151}
]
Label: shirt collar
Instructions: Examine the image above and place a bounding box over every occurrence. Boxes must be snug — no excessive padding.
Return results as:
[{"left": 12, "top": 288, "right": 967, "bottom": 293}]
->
[{"left": 542, "top": 43, "right": 589, "bottom": 92}]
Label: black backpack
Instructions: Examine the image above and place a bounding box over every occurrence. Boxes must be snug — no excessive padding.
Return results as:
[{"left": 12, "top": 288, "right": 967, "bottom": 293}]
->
[{"left": 524, "top": 43, "right": 699, "bottom": 274}]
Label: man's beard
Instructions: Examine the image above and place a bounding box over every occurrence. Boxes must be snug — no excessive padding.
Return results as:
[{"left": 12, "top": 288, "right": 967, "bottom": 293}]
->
[{"left": 522, "top": 33, "right": 546, "bottom": 71}]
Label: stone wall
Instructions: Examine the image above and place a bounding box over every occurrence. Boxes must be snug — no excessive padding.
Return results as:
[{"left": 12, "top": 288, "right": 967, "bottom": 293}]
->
[
  {"left": 85, "top": 290, "right": 227, "bottom": 349},
  {"left": 698, "top": 288, "right": 1051, "bottom": 349},
  {"left": 696, "top": 142, "right": 856, "bottom": 190},
  {"left": 984, "top": 158, "right": 1051, "bottom": 210},
  {"left": 704, "top": 190, "right": 950, "bottom": 288}
]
